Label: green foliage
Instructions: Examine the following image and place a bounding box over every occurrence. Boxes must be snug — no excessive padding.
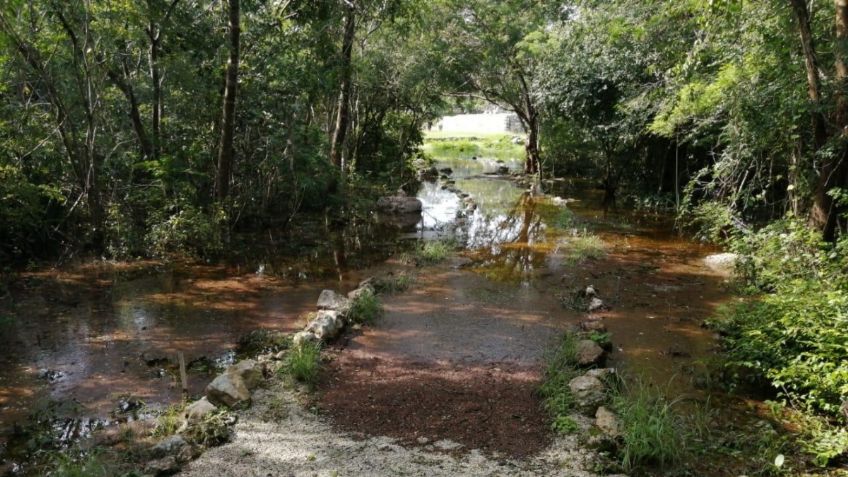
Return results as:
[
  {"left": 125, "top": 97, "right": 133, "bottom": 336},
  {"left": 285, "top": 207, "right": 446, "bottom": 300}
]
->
[
  {"left": 0, "top": 165, "right": 63, "bottom": 262},
  {"left": 423, "top": 135, "right": 524, "bottom": 160},
  {"left": 47, "top": 452, "right": 109, "bottom": 477},
  {"left": 146, "top": 205, "right": 227, "bottom": 259},
  {"left": 183, "top": 410, "right": 233, "bottom": 447},
  {"left": 347, "top": 289, "right": 383, "bottom": 325},
  {"left": 562, "top": 233, "right": 606, "bottom": 265},
  {"left": 152, "top": 403, "right": 186, "bottom": 438},
  {"left": 285, "top": 341, "right": 321, "bottom": 386},
  {"left": 683, "top": 201, "right": 741, "bottom": 244},
  {"left": 370, "top": 273, "right": 415, "bottom": 294},
  {"left": 610, "top": 379, "right": 687, "bottom": 472},
  {"left": 404, "top": 240, "right": 454, "bottom": 266},
  {"left": 539, "top": 332, "right": 581, "bottom": 433}
]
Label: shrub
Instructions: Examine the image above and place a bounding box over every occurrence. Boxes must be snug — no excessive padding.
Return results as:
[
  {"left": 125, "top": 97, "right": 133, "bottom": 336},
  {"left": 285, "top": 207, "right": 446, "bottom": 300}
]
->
[
  {"left": 347, "top": 289, "right": 383, "bottom": 325},
  {"left": 404, "top": 240, "right": 453, "bottom": 266},
  {"left": 146, "top": 204, "right": 227, "bottom": 259},
  {"left": 285, "top": 341, "right": 321, "bottom": 386},
  {"left": 371, "top": 273, "right": 414, "bottom": 293}
]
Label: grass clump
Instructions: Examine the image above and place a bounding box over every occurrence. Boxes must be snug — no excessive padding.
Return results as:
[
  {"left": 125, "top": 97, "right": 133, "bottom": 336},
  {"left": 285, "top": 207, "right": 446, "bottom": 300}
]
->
[
  {"left": 610, "top": 379, "right": 686, "bottom": 472},
  {"left": 183, "top": 410, "right": 234, "bottom": 447},
  {"left": 285, "top": 341, "right": 321, "bottom": 386},
  {"left": 539, "top": 332, "right": 582, "bottom": 433},
  {"left": 371, "top": 273, "right": 415, "bottom": 293},
  {"left": 47, "top": 452, "right": 110, "bottom": 477},
  {"left": 152, "top": 402, "right": 186, "bottom": 437},
  {"left": 347, "top": 289, "right": 383, "bottom": 325},
  {"left": 563, "top": 233, "right": 605, "bottom": 265},
  {"left": 406, "top": 240, "right": 453, "bottom": 266}
]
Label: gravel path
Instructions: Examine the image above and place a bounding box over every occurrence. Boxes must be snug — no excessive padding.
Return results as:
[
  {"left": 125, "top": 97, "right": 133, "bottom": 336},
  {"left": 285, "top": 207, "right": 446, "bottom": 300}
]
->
[{"left": 180, "top": 382, "right": 601, "bottom": 477}]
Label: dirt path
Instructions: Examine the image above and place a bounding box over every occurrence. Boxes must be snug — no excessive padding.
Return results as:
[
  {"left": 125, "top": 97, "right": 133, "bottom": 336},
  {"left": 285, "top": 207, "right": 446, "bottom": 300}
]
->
[{"left": 318, "top": 257, "right": 573, "bottom": 457}]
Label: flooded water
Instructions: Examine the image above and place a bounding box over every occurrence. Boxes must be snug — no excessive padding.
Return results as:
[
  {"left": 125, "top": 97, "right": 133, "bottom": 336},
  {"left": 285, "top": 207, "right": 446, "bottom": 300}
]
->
[{"left": 0, "top": 150, "right": 732, "bottom": 469}]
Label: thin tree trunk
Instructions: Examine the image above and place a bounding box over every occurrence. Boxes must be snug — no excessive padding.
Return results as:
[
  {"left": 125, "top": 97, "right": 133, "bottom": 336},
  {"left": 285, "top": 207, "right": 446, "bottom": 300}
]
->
[
  {"left": 149, "top": 29, "right": 162, "bottom": 160},
  {"left": 107, "top": 62, "right": 153, "bottom": 160},
  {"left": 329, "top": 2, "right": 355, "bottom": 170},
  {"left": 216, "top": 0, "right": 240, "bottom": 201}
]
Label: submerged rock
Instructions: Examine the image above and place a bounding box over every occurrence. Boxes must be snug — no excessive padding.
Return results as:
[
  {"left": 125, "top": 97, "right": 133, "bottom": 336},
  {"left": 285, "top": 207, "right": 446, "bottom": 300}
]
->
[
  {"left": 575, "top": 339, "right": 605, "bottom": 366},
  {"left": 376, "top": 195, "right": 423, "bottom": 214},
  {"left": 206, "top": 372, "right": 251, "bottom": 408}
]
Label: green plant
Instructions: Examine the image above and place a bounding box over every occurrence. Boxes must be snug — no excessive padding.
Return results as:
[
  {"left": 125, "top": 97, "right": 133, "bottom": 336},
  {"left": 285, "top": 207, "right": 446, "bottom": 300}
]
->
[
  {"left": 405, "top": 240, "right": 454, "bottom": 266},
  {"left": 371, "top": 273, "right": 415, "bottom": 293},
  {"left": 48, "top": 452, "right": 109, "bottom": 477},
  {"left": 347, "top": 289, "right": 383, "bottom": 325},
  {"left": 285, "top": 341, "right": 321, "bottom": 386},
  {"left": 146, "top": 204, "right": 227, "bottom": 259},
  {"left": 183, "top": 410, "right": 233, "bottom": 447},
  {"left": 539, "top": 332, "right": 582, "bottom": 433},
  {"left": 563, "top": 233, "right": 605, "bottom": 265},
  {"left": 610, "top": 379, "right": 686, "bottom": 472},
  {"left": 152, "top": 402, "right": 186, "bottom": 437}
]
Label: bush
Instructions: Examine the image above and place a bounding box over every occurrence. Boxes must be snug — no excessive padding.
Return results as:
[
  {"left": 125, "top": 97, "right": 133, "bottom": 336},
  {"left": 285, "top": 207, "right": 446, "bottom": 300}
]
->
[
  {"left": 347, "top": 289, "right": 383, "bottom": 325},
  {"left": 404, "top": 240, "right": 453, "bottom": 266},
  {"left": 146, "top": 204, "right": 227, "bottom": 259},
  {"left": 285, "top": 341, "right": 321, "bottom": 386}
]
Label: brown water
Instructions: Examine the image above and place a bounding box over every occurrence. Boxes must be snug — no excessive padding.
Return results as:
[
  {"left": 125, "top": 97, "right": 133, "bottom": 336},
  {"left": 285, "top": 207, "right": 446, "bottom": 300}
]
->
[{"left": 0, "top": 153, "right": 732, "bottom": 468}]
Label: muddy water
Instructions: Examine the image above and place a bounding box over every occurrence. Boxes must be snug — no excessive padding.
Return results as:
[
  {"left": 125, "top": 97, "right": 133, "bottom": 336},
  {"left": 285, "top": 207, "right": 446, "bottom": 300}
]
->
[
  {"left": 0, "top": 152, "right": 730, "bottom": 464},
  {"left": 317, "top": 154, "right": 730, "bottom": 456}
]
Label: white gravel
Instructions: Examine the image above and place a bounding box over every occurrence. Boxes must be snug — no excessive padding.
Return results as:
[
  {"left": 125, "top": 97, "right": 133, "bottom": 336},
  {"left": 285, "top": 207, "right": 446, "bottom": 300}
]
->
[{"left": 180, "top": 382, "right": 602, "bottom": 477}]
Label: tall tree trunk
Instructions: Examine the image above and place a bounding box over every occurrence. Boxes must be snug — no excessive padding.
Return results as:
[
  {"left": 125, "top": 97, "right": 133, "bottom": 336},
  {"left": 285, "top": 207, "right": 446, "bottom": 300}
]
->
[
  {"left": 517, "top": 73, "right": 540, "bottom": 174},
  {"left": 216, "top": 0, "right": 240, "bottom": 201},
  {"left": 329, "top": 2, "right": 355, "bottom": 170},
  {"left": 107, "top": 62, "right": 153, "bottom": 160},
  {"left": 149, "top": 28, "right": 162, "bottom": 161}
]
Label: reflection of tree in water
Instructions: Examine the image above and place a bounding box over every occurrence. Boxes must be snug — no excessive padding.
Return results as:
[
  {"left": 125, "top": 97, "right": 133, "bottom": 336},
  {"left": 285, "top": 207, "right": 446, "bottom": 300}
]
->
[{"left": 468, "top": 193, "right": 550, "bottom": 282}]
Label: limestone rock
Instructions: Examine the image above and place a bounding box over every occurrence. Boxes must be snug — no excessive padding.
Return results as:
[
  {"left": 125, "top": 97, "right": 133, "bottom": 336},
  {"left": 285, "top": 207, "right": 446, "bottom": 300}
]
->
[
  {"left": 305, "top": 310, "right": 344, "bottom": 341},
  {"left": 568, "top": 375, "right": 606, "bottom": 412},
  {"left": 151, "top": 435, "right": 190, "bottom": 459},
  {"left": 347, "top": 284, "right": 375, "bottom": 301},
  {"left": 226, "top": 359, "right": 263, "bottom": 390},
  {"left": 145, "top": 456, "right": 180, "bottom": 476},
  {"left": 317, "top": 290, "right": 351, "bottom": 312},
  {"left": 585, "top": 368, "right": 616, "bottom": 379},
  {"left": 183, "top": 397, "right": 217, "bottom": 425},
  {"left": 377, "top": 195, "right": 424, "bottom": 214},
  {"left": 576, "top": 339, "right": 605, "bottom": 366},
  {"left": 595, "top": 406, "right": 621, "bottom": 438},
  {"left": 703, "top": 252, "right": 738, "bottom": 275},
  {"left": 292, "top": 330, "right": 318, "bottom": 347},
  {"left": 588, "top": 297, "right": 606, "bottom": 312},
  {"left": 206, "top": 372, "right": 251, "bottom": 408}
]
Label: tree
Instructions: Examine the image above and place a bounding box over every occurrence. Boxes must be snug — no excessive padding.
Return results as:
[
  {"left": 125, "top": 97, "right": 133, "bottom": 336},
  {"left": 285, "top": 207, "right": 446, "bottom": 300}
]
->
[{"left": 216, "top": 0, "right": 240, "bottom": 201}]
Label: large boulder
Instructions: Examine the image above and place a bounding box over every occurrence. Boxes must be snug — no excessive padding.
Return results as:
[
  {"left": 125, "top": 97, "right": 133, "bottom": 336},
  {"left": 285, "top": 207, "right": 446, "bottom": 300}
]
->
[
  {"left": 568, "top": 375, "right": 606, "bottom": 413},
  {"left": 206, "top": 372, "right": 251, "bottom": 408},
  {"left": 305, "top": 310, "right": 344, "bottom": 341},
  {"left": 225, "top": 359, "right": 263, "bottom": 390},
  {"left": 317, "top": 290, "right": 351, "bottom": 312},
  {"left": 418, "top": 166, "right": 439, "bottom": 181},
  {"left": 576, "top": 339, "right": 605, "bottom": 366},
  {"left": 376, "top": 195, "right": 423, "bottom": 214}
]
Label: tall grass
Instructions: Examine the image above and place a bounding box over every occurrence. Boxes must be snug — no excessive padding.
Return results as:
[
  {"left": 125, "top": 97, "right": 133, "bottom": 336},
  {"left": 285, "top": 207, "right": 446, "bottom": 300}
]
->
[
  {"left": 285, "top": 341, "right": 321, "bottom": 386},
  {"left": 610, "top": 379, "right": 686, "bottom": 472},
  {"left": 539, "top": 332, "right": 582, "bottom": 433}
]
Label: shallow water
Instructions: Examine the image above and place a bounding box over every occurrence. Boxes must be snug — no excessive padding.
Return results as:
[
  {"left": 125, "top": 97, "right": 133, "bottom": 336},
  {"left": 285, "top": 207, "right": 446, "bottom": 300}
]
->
[{"left": 0, "top": 152, "right": 731, "bottom": 469}]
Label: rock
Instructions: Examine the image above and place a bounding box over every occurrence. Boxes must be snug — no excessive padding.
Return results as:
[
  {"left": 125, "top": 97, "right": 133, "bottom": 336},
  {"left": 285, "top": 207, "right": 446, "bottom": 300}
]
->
[
  {"left": 418, "top": 166, "right": 439, "bottom": 181},
  {"left": 703, "top": 252, "right": 738, "bottom": 275},
  {"left": 569, "top": 375, "right": 606, "bottom": 412},
  {"left": 595, "top": 406, "right": 621, "bottom": 438},
  {"left": 152, "top": 435, "right": 189, "bottom": 459},
  {"left": 439, "top": 167, "right": 453, "bottom": 175},
  {"left": 145, "top": 456, "right": 180, "bottom": 476},
  {"left": 305, "top": 310, "right": 344, "bottom": 341},
  {"left": 292, "top": 330, "right": 318, "bottom": 347},
  {"left": 511, "top": 136, "right": 525, "bottom": 145},
  {"left": 376, "top": 195, "right": 423, "bottom": 214},
  {"left": 580, "top": 320, "right": 607, "bottom": 332},
  {"left": 226, "top": 359, "right": 263, "bottom": 390},
  {"left": 206, "top": 372, "right": 251, "bottom": 408},
  {"left": 347, "top": 284, "right": 375, "bottom": 301},
  {"left": 576, "top": 339, "right": 605, "bottom": 366},
  {"left": 585, "top": 285, "right": 597, "bottom": 297},
  {"left": 588, "top": 297, "right": 606, "bottom": 312},
  {"left": 183, "top": 397, "right": 217, "bottom": 425},
  {"left": 495, "top": 166, "right": 510, "bottom": 175},
  {"left": 585, "top": 368, "right": 616, "bottom": 379},
  {"left": 317, "top": 289, "right": 351, "bottom": 312}
]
